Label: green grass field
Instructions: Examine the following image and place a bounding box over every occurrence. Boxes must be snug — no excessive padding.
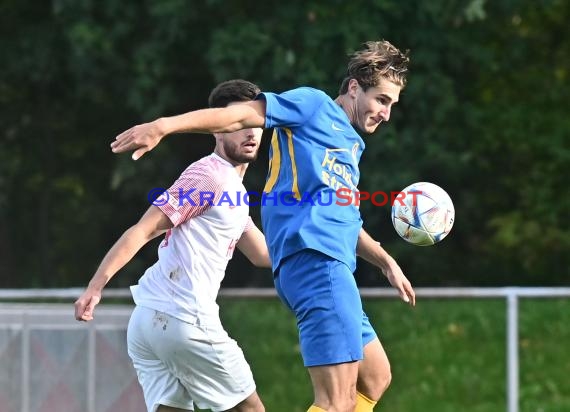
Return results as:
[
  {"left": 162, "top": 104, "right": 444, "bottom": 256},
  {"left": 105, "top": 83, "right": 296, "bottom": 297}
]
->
[{"left": 212, "top": 297, "right": 570, "bottom": 412}]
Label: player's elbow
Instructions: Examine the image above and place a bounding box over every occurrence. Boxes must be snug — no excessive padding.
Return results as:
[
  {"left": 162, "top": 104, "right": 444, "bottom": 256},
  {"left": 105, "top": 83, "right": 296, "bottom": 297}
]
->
[
  {"left": 211, "top": 104, "right": 264, "bottom": 133},
  {"left": 251, "top": 253, "right": 272, "bottom": 268},
  {"left": 131, "top": 224, "right": 166, "bottom": 243}
]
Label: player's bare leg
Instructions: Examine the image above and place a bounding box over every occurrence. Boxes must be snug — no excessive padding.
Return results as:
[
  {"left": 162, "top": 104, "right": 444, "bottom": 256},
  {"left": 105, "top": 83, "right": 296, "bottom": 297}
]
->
[
  {"left": 355, "top": 337, "right": 391, "bottom": 409},
  {"left": 227, "top": 391, "right": 265, "bottom": 412},
  {"left": 307, "top": 361, "right": 359, "bottom": 412}
]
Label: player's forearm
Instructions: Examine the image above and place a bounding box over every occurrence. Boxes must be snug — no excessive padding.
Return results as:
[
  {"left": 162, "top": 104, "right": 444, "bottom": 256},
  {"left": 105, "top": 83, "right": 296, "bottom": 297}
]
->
[
  {"left": 157, "top": 104, "right": 264, "bottom": 136},
  {"left": 356, "top": 229, "right": 395, "bottom": 273},
  {"left": 236, "top": 227, "right": 272, "bottom": 268},
  {"left": 250, "top": 250, "right": 271, "bottom": 268},
  {"left": 87, "top": 226, "right": 152, "bottom": 290}
]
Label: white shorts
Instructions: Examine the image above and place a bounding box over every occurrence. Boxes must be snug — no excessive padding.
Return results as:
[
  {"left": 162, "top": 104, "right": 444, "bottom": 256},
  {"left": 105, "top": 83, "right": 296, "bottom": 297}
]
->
[{"left": 127, "top": 305, "right": 256, "bottom": 412}]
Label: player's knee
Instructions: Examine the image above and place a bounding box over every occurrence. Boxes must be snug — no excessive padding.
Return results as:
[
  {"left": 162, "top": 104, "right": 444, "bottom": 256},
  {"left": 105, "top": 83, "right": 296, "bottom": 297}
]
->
[
  {"left": 371, "top": 367, "right": 392, "bottom": 400},
  {"left": 380, "top": 368, "right": 392, "bottom": 393},
  {"left": 372, "top": 369, "right": 392, "bottom": 401},
  {"left": 359, "top": 365, "right": 392, "bottom": 401}
]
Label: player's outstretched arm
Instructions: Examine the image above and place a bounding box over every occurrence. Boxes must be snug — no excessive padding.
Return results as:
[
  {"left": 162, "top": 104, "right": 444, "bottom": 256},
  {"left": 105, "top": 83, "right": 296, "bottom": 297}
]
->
[
  {"left": 111, "top": 100, "right": 267, "bottom": 161},
  {"left": 74, "top": 206, "right": 173, "bottom": 321},
  {"left": 237, "top": 224, "right": 271, "bottom": 268},
  {"left": 356, "top": 228, "right": 416, "bottom": 306}
]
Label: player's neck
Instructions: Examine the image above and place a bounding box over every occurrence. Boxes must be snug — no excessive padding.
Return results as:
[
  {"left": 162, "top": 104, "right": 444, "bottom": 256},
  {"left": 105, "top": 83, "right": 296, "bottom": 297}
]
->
[
  {"left": 334, "top": 95, "right": 355, "bottom": 124},
  {"left": 234, "top": 163, "right": 248, "bottom": 177},
  {"left": 213, "top": 149, "right": 248, "bottom": 177}
]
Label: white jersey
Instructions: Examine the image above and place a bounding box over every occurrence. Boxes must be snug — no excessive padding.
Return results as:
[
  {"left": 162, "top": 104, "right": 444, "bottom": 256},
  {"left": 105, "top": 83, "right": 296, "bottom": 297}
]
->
[{"left": 131, "top": 153, "right": 253, "bottom": 323}]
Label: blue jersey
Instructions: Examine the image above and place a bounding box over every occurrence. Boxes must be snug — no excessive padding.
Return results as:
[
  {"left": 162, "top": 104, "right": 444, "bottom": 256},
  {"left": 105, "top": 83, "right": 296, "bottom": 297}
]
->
[{"left": 258, "top": 87, "right": 365, "bottom": 272}]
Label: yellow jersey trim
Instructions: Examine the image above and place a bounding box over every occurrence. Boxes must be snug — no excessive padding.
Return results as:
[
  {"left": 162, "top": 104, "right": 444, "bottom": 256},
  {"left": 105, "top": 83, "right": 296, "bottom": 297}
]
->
[
  {"left": 263, "top": 130, "right": 281, "bottom": 193},
  {"left": 285, "top": 128, "right": 301, "bottom": 200}
]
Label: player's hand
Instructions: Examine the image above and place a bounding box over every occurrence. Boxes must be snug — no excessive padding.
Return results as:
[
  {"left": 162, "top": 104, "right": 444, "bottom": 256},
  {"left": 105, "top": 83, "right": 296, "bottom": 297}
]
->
[
  {"left": 74, "top": 288, "right": 102, "bottom": 321},
  {"left": 110, "top": 120, "right": 164, "bottom": 160},
  {"left": 382, "top": 259, "right": 416, "bottom": 306}
]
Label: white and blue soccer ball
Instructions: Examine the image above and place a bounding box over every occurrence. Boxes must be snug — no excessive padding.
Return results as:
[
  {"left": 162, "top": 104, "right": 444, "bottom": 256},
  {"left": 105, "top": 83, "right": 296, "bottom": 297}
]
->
[{"left": 391, "top": 182, "right": 455, "bottom": 246}]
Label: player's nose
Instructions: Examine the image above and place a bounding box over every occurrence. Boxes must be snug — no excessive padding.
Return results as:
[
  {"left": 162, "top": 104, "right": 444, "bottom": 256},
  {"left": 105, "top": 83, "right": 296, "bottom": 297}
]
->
[{"left": 380, "top": 106, "right": 391, "bottom": 122}]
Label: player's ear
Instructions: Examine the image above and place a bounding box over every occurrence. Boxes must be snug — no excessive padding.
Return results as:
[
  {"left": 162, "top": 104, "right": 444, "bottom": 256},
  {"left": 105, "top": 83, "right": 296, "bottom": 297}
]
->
[{"left": 348, "top": 79, "right": 360, "bottom": 99}]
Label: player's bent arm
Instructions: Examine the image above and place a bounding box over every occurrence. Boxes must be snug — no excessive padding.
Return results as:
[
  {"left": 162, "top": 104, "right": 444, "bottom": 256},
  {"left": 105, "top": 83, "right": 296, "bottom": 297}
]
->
[
  {"left": 236, "top": 225, "right": 271, "bottom": 268},
  {"left": 356, "top": 229, "right": 391, "bottom": 271},
  {"left": 86, "top": 206, "right": 173, "bottom": 289},
  {"left": 356, "top": 228, "right": 416, "bottom": 306},
  {"left": 111, "top": 100, "right": 267, "bottom": 160},
  {"left": 74, "top": 206, "right": 173, "bottom": 321},
  {"left": 159, "top": 100, "right": 266, "bottom": 135}
]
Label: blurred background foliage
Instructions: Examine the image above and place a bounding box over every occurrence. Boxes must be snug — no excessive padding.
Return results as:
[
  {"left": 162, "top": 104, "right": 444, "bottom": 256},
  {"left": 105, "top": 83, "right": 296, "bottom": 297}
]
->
[{"left": 0, "top": 0, "right": 568, "bottom": 288}]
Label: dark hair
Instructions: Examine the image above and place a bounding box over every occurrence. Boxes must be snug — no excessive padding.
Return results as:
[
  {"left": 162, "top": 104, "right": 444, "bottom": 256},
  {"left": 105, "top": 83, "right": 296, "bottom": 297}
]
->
[
  {"left": 339, "top": 40, "right": 410, "bottom": 94},
  {"left": 208, "top": 79, "right": 261, "bottom": 108}
]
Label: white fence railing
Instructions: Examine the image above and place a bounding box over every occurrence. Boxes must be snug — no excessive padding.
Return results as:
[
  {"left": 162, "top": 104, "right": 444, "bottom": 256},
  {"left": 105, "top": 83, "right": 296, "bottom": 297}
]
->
[
  {"left": 0, "top": 303, "right": 141, "bottom": 412},
  {"left": 1, "top": 287, "right": 569, "bottom": 412}
]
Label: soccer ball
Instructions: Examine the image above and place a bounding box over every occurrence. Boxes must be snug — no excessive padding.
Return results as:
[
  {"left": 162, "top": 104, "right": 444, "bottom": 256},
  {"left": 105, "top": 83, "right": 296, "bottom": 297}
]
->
[{"left": 391, "top": 182, "right": 455, "bottom": 246}]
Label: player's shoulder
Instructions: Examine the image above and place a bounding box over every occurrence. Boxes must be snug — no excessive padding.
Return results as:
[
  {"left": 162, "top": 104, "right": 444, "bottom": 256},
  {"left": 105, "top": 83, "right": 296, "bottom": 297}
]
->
[
  {"left": 273, "top": 87, "right": 332, "bottom": 114},
  {"left": 262, "top": 86, "right": 329, "bottom": 102},
  {"left": 287, "top": 86, "right": 329, "bottom": 100},
  {"left": 179, "top": 155, "right": 227, "bottom": 184}
]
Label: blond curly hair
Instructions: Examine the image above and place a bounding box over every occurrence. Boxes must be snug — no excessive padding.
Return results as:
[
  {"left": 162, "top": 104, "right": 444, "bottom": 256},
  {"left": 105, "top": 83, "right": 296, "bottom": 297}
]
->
[{"left": 339, "top": 40, "right": 410, "bottom": 93}]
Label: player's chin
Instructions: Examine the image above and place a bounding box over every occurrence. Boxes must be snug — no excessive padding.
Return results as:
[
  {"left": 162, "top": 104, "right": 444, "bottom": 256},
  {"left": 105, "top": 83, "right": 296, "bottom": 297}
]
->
[
  {"left": 237, "top": 152, "right": 258, "bottom": 163},
  {"left": 364, "top": 124, "right": 380, "bottom": 134}
]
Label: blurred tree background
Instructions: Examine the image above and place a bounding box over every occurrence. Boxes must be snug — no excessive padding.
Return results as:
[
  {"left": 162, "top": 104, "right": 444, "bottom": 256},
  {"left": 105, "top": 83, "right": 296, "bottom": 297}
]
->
[{"left": 0, "top": 0, "right": 568, "bottom": 288}]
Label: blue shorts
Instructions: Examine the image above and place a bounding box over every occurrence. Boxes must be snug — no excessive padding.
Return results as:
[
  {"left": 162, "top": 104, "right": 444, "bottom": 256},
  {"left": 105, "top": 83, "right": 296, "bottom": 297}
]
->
[{"left": 274, "top": 249, "right": 377, "bottom": 367}]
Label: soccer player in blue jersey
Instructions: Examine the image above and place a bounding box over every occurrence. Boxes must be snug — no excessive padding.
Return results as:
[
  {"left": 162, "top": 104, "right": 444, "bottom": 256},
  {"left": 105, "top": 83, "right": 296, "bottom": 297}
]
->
[{"left": 112, "top": 41, "right": 416, "bottom": 412}]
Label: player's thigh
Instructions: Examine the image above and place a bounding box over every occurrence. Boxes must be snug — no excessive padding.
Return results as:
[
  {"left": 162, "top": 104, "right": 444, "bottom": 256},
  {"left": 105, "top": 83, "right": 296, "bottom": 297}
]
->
[
  {"left": 277, "top": 249, "right": 364, "bottom": 366},
  {"left": 357, "top": 337, "right": 391, "bottom": 399},
  {"left": 308, "top": 362, "right": 359, "bottom": 407},
  {"left": 127, "top": 306, "right": 194, "bottom": 412},
  {"left": 155, "top": 316, "right": 257, "bottom": 412}
]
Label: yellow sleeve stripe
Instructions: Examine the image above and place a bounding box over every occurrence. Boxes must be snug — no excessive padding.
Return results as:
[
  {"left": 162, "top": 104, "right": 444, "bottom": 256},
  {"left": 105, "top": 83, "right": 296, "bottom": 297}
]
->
[
  {"left": 285, "top": 128, "right": 301, "bottom": 200},
  {"left": 263, "top": 130, "right": 281, "bottom": 193},
  {"left": 263, "top": 128, "right": 301, "bottom": 200}
]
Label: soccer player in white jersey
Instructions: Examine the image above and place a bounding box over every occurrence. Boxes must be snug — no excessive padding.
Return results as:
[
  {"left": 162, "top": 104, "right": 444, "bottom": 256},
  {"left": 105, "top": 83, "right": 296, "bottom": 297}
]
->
[{"left": 74, "top": 80, "right": 268, "bottom": 412}]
